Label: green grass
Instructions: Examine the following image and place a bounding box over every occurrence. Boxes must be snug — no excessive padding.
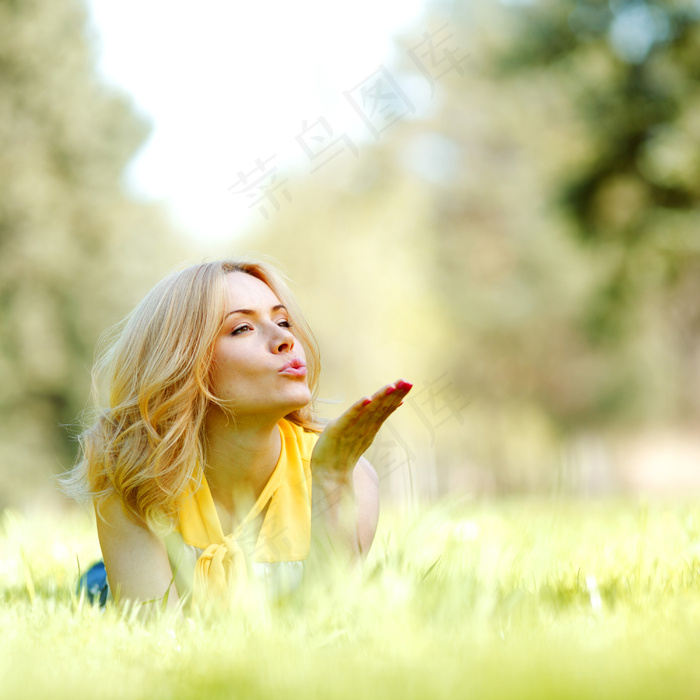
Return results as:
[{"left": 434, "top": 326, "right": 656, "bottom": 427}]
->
[{"left": 3, "top": 497, "right": 700, "bottom": 699}]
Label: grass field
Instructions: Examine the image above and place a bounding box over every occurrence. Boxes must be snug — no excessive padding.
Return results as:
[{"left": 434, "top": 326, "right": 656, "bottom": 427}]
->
[{"left": 2, "top": 496, "right": 700, "bottom": 699}]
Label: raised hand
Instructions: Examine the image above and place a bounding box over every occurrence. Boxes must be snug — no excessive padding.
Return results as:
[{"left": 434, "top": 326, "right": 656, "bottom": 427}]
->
[
  {"left": 308, "top": 379, "right": 413, "bottom": 561},
  {"left": 311, "top": 379, "right": 413, "bottom": 478}
]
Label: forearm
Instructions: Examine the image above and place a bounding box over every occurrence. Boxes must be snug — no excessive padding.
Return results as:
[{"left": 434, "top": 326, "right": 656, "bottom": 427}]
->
[
  {"left": 107, "top": 577, "right": 181, "bottom": 621},
  {"left": 310, "top": 457, "right": 380, "bottom": 562},
  {"left": 308, "top": 378, "right": 408, "bottom": 563},
  {"left": 311, "top": 470, "right": 360, "bottom": 562},
  {"left": 96, "top": 497, "right": 182, "bottom": 619}
]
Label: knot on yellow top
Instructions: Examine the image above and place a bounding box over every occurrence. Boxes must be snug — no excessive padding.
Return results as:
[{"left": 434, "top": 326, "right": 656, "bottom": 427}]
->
[
  {"left": 176, "top": 420, "right": 317, "bottom": 607},
  {"left": 193, "top": 536, "right": 248, "bottom": 606}
]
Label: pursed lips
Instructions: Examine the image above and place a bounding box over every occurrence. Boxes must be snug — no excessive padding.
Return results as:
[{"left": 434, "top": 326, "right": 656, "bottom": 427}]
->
[{"left": 278, "top": 358, "right": 307, "bottom": 376}]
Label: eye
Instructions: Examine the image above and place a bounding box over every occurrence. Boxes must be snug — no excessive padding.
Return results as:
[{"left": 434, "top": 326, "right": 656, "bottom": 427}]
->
[
  {"left": 230, "top": 323, "right": 253, "bottom": 336},
  {"left": 278, "top": 319, "right": 292, "bottom": 329}
]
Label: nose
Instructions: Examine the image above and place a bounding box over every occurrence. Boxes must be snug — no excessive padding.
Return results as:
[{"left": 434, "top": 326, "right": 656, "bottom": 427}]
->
[{"left": 271, "top": 323, "right": 295, "bottom": 354}]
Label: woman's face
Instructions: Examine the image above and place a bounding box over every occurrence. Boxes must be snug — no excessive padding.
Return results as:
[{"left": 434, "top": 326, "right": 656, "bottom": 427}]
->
[{"left": 209, "top": 271, "right": 311, "bottom": 418}]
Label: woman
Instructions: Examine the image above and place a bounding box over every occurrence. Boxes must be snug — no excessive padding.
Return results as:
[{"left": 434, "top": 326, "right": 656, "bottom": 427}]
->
[{"left": 63, "top": 259, "right": 412, "bottom": 612}]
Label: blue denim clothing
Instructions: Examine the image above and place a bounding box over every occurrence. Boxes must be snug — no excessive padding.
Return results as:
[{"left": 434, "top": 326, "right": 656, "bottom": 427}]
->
[{"left": 77, "top": 560, "right": 110, "bottom": 607}]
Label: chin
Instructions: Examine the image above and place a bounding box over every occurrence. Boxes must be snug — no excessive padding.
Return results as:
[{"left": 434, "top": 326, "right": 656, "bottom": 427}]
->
[
  {"left": 288, "top": 394, "right": 312, "bottom": 412},
  {"left": 284, "top": 388, "right": 312, "bottom": 413}
]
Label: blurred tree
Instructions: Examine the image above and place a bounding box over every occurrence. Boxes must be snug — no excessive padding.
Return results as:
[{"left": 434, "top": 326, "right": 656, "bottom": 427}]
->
[
  {"left": 0, "top": 0, "right": 188, "bottom": 507},
  {"left": 383, "top": 0, "right": 700, "bottom": 431},
  {"left": 492, "top": 0, "right": 700, "bottom": 343},
  {"left": 234, "top": 0, "right": 700, "bottom": 492}
]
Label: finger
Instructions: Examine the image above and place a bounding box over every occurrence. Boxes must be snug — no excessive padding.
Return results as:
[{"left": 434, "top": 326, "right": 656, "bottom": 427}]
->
[
  {"left": 357, "top": 379, "right": 412, "bottom": 422},
  {"left": 339, "top": 380, "right": 413, "bottom": 444},
  {"left": 373, "top": 393, "right": 406, "bottom": 430},
  {"left": 352, "top": 390, "right": 396, "bottom": 428},
  {"left": 395, "top": 378, "right": 413, "bottom": 395},
  {"left": 364, "top": 379, "right": 412, "bottom": 409},
  {"left": 365, "top": 379, "right": 412, "bottom": 416},
  {"left": 351, "top": 381, "right": 412, "bottom": 446},
  {"left": 337, "top": 385, "right": 396, "bottom": 431},
  {"left": 322, "top": 390, "right": 409, "bottom": 468},
  {"left": 336, "top": 395, "right": 375, "bottom": 428},
  {"left": 335, "top": 403, "right": 388, "bottom": 459}
]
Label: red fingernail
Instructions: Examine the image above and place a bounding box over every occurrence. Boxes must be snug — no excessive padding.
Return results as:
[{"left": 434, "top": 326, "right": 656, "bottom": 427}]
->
[
  {"left": 396, "top": 380, "right": 413, "bottom": 390},
  {"left": 362, "top": 398, "right": 372, "bottom": 406},
  {"left": 385, "top": 387, "right": 396, "bottom": 396}
]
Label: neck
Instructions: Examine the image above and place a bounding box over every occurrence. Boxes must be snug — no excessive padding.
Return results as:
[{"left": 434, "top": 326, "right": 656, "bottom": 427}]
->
[{"left": 203, "top": 407, "right": 283, "bottom": 512}]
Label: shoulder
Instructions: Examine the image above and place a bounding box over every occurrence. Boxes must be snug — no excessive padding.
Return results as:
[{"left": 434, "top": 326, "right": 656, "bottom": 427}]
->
[{"left": 95, "top": 494, "right": 163, "bottom": 559}]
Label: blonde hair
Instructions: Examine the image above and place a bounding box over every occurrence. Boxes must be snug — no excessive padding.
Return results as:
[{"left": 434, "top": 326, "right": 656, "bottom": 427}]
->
[{"left": 62, "top": 259, "right": 322, "bottom": 531}]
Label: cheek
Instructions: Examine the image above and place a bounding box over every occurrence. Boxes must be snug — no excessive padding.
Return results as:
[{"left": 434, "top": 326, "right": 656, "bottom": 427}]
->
[
  {"left": 209, "top": 344, "right": 238, "bottom": 392},
  {"left": 209, "top": 344, "right": 259, "bottom": 394},
  {"left": 210, "top": 361, "right": 227, "bottom": 391}
]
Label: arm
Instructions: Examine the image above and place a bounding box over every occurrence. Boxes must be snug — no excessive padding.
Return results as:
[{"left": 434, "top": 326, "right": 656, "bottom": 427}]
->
[
  {"left": 310, "top": 379, "right": 411, "bottom": 561},
  {"left": 353, "top": 456, "right": 380, "bottom": 555},
  {"left": 95, "top": 494, "right": 180, "bottom": 616}
]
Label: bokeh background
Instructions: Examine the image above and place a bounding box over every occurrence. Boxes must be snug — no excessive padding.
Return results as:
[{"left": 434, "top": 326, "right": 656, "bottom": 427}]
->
[{"left": 2, "top": 0, "right": 700, "bottom": 512}]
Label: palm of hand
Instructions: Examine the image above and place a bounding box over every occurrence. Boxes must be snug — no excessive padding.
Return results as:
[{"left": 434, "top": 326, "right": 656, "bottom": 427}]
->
[{"left": 311, "top": 379, "right": 413, "bottom": 477}]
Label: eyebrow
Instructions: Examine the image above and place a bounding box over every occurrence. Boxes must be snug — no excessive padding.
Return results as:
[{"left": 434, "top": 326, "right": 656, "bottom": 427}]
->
[{"left": 225, "top": 304, "right": 287, "bottom": 318}]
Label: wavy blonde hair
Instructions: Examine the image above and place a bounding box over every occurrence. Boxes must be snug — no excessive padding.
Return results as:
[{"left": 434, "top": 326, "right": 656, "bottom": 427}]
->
[{"left": 62, "top": 258, "right": 322, "bottom": 531}]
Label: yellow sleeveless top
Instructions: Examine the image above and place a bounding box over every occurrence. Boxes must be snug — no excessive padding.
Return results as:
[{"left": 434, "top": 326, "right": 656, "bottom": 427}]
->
[{"left": 172, "top": 419, "right": 318, "bottom": 606}]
